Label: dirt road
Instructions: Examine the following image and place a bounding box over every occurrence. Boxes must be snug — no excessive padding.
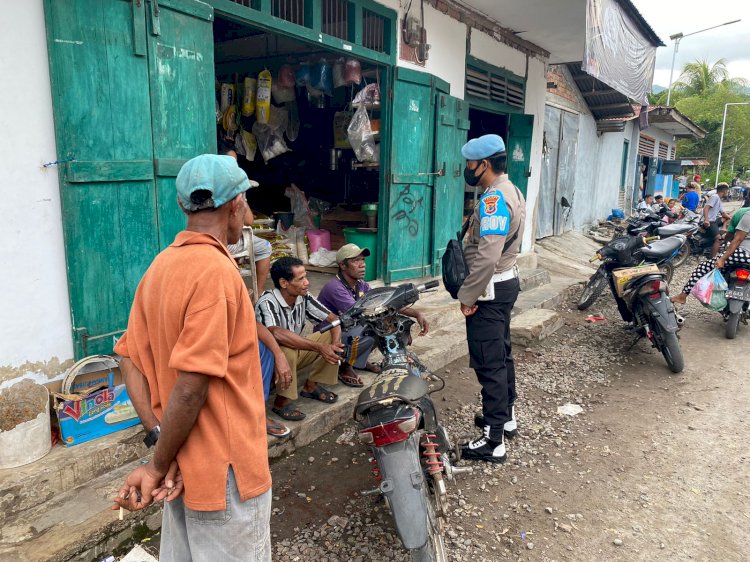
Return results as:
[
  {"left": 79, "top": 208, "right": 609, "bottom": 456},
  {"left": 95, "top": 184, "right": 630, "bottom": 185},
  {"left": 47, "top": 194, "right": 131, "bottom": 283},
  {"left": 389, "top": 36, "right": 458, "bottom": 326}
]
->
[{"left": 269, "top": 287, "right": 750, "bottom": 561}]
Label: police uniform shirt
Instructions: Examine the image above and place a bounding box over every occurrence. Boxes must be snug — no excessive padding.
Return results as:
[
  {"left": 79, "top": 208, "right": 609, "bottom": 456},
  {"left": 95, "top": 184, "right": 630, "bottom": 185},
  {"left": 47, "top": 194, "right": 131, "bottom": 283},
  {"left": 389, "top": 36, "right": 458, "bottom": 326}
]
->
[{"left": 458, "top": 174, "right": 526, "bottom": 305}]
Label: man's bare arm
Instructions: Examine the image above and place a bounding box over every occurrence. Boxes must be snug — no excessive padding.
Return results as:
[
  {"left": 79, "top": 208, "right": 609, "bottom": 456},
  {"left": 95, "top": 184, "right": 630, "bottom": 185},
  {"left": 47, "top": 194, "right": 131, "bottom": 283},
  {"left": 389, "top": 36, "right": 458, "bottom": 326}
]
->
[{"left": 120, "top": 357, "right": 159, "bottom": 431}]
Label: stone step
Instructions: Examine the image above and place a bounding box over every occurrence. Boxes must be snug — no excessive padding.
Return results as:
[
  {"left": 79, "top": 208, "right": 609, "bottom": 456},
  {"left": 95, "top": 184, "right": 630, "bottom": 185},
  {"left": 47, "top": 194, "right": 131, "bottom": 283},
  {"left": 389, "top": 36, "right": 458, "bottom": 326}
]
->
[
  {"left": 512, "top": 276, "right": 580, "bottom": 317},
  {"left": 510, "top": 308, "right": 565, "bottom": 347},
  {"left": 0, "top": 457, "right": 161, "bottom": 562},
  {"left": 0, "top": 426, "right": 148, "bottom": 524}
]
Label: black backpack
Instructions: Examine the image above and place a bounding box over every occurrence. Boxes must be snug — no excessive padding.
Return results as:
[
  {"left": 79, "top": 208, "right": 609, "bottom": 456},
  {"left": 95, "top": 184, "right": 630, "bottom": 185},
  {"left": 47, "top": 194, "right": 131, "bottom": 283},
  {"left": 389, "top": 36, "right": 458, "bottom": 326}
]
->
[{"left": 442, "top": 219, "right": 471, "bottom": 299}]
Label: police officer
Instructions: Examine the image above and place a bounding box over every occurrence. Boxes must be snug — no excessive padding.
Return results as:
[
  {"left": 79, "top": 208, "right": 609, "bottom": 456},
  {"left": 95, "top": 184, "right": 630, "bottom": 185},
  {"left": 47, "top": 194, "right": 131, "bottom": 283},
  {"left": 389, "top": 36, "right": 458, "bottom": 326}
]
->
[{"left": 458, "top": 134, "right": 526, "bottom": 463}]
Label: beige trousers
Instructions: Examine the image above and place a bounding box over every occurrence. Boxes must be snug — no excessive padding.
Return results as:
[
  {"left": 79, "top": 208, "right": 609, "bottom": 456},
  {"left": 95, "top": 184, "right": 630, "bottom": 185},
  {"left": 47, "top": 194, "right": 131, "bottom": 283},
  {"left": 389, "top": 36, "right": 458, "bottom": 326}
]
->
[{"left": 277, "top": 331, "right": 339, "bottom": 400}]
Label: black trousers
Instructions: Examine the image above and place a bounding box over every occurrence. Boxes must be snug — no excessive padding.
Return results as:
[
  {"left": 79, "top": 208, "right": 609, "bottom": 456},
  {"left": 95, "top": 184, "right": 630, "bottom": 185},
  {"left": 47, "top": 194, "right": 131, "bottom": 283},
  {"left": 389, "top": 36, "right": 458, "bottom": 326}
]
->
[{"left": 465, "top": 277, "right": 520, "bottom": 432}]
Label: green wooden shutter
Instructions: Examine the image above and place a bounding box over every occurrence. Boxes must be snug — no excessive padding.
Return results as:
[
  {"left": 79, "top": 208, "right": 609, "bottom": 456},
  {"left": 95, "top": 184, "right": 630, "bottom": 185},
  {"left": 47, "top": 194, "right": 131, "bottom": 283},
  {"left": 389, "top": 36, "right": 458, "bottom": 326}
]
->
[
  {"left": 45, "top": 0, "right": 158, "bottom": 357},
  {"left": 431, "top": 93, "right": 469, "bottom": 276},
  {"left": 45, "top": 0, "right": 216, "bottom": 358},
  {"left": 507, "top": 113, "right": 534, "bottom": 197},
  {"left": 147, "top": 0, "right": 216, "bottom": 248},
  {"left": 384, "top": 68, "right": 449, "bottom": 282}
]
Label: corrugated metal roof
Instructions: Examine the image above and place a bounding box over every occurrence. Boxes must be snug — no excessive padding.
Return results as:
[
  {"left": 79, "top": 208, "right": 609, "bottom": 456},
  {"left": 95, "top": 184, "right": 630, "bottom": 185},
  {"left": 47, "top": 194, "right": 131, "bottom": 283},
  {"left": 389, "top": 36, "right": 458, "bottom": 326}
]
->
[
  {"left": 566, "top": 63, "right": 635, "bottom": 120},
  {"left": 681, "top": 159, "right": 710, "bottom": 167}
]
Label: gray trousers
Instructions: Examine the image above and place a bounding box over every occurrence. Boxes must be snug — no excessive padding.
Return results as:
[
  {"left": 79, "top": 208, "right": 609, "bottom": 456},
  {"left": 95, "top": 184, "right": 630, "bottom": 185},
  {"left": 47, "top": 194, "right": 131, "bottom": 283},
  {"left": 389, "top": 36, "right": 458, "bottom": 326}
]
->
[
  {"left": 342, "top": 325, "right": 376, "bottom": 369},
  {"left": 160, "top": 467, "right": 272, "bottom": 562}
]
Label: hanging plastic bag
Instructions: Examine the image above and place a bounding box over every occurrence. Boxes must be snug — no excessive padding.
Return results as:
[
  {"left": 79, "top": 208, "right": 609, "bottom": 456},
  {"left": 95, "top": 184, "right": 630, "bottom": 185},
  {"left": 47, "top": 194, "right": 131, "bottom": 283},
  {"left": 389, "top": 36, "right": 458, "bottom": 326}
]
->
[
  {"left": 285, "top": 102, "right": 300, "bottom": 142},
  {"left": 285, "top": 184, "right": 315, "bottom": 229},
  {"left": 252, "top": 118, "right": 289, "bottom": 163},
  {"left": 220, "top": 83, "right": 235, "bottom": 112},
  {"left": 353, "top": 83, "right": 380, "bottom": 106},
  {"left": 272, "top": 81, "right": 296, "bottom": 104},
  {"left": 343, "top": 59, "right": 362, "bottom": 85},
  {"left": 295, "top": 64, "right": 311, "bottom": 87},
  {"left": 333, "top": 59, "right": 346, "bottom": 89},
  {"left": 236, "top": 129, "right": 257, "bottom": 162},
  {"left": 241, "top": 77, "right": 256, "bottom": 116},
  {"left": 310, "top": 59, "right": 333, "bottom": 96},
  {"left": 278, "top": 64, "right": 296, "bottom": 88},
  {"left": 691, "top": 268, "right": 728, "bottom": 310},
  {"left": 255, "top": 69, "right": 272, "bottom": 124},
  {"left": 347, "top": 104, "right": 376, "bottom": 162}
]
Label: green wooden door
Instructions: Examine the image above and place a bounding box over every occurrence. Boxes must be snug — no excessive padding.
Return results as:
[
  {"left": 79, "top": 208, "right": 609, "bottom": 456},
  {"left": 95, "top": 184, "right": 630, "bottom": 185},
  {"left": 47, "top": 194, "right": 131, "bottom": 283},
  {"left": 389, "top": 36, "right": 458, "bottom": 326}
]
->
[
  {"left": 431, "top": 94, "right": 470, "bottom": 276},
  {"left": 45, "top": 0, "right": 158, "bottom": 357},
  {"left": 45, "top": 0, "right": 215, "bottom": 358},
  {"left": 147, "top": 0, "right": 216, "bottom": 248},
  {"left": 384, "top": 68, "right": 448, "bottom": 282},
  {"left": 507, "top": 113, "right": 534, "bottom": 197}
]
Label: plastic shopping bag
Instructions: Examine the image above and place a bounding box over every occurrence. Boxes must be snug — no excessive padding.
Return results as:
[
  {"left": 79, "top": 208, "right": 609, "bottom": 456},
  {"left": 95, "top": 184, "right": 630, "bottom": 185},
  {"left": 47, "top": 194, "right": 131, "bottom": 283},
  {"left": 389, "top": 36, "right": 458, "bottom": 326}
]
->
[
  {"left": 347, "top": 104, "right": 376, "bottom": 162},
  {"left": 690, "top": 269, "right": 728, "bottom": 310}
]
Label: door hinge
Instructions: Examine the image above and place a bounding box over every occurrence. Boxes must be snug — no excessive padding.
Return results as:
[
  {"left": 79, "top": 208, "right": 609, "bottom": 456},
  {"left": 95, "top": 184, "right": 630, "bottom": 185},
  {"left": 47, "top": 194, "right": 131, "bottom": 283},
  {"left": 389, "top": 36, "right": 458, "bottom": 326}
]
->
[
  {"left": 418, "top": 162, "right": 445, "bottom": 177},
  {"left": 150, "top": 0, "right": 161, "bottom": 36}
]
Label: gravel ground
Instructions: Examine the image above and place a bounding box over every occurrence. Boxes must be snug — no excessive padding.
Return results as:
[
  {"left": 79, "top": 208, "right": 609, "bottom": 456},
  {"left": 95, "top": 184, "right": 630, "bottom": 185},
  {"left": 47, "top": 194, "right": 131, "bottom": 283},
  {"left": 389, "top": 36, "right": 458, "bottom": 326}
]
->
[{"left": 268, "top": 256, "right": 748, "bottom": 561}]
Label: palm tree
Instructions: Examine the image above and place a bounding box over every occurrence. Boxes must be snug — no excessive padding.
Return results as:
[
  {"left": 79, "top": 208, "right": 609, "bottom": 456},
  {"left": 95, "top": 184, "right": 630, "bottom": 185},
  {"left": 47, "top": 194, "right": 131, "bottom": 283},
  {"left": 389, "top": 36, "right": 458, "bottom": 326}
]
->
[{"left": 672, "top": 59, "right": 731, "bottom": 97}]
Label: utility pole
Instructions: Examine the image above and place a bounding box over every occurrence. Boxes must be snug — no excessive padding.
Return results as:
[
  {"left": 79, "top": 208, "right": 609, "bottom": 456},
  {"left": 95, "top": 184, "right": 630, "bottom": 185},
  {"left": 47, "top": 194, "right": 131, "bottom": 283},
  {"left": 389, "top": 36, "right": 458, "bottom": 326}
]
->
[{"left": 716, "top": 102, "right": 750, "bottom": 188}]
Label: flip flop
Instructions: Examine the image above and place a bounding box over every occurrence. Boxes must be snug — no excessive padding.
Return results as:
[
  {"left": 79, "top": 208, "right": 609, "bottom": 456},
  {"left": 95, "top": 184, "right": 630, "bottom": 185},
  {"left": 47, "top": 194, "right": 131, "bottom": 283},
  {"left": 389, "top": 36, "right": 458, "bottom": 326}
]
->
[
  {"left": 364, "top": 362, "right": 382, "bottom": 375},
  {"left": 266, "top": 417, "right": 291, "bottom": 438},
  {"left": 300, "top": 385, "right": 338, "bottom": 403},
  {"left": 338, "top": 368, "right": 364, "bottom": 387},
  {"left": 271, "top": 403, "right": 306, "bottom": 421}
]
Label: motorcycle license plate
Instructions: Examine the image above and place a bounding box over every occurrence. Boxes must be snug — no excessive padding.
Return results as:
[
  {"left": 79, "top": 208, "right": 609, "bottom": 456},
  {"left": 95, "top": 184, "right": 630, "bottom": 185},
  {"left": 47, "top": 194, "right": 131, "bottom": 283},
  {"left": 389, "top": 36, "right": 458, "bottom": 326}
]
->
[{"left": 726, "top": 286, "right": 750, "bottom": 301}]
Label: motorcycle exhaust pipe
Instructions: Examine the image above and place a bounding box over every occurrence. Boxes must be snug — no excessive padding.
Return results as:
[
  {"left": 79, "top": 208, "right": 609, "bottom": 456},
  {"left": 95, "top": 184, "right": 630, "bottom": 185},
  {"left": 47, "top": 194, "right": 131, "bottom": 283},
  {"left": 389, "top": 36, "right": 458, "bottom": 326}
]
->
[{"left": 675, "top": 313, "right": 685, "bottom": 328}]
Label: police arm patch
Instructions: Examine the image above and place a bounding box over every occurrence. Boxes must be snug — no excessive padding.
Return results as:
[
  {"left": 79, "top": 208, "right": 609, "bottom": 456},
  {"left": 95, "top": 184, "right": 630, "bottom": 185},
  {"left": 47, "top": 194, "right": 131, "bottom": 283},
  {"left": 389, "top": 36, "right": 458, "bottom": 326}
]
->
[{"left": 479, "top": 192, "right": 510, "bottom": 236}]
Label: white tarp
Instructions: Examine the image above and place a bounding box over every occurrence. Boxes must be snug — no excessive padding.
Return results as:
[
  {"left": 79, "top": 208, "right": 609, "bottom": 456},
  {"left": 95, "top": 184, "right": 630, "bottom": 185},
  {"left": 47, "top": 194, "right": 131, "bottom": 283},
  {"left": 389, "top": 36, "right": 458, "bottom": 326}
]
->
[{"left": 583, "top": 0, "right": 657, "bottom": 104}]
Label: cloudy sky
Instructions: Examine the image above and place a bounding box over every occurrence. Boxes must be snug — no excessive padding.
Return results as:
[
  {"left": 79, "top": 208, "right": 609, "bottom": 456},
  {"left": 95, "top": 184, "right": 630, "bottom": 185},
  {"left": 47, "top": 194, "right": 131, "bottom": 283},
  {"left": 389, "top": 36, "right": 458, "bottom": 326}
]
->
[{"left": 631, "top": 0, "right": 750, "bottom": 88}]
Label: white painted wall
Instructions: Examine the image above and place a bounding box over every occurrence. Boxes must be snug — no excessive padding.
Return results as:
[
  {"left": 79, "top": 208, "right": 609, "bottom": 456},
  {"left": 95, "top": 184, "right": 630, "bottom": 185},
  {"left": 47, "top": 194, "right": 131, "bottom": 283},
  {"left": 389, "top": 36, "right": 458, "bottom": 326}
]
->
[
  {"left": 470, "top": 28, "right": 527, "bottom": 78},
  {"left": 0, "top": 2, "right": 73, "bottom": 384}
]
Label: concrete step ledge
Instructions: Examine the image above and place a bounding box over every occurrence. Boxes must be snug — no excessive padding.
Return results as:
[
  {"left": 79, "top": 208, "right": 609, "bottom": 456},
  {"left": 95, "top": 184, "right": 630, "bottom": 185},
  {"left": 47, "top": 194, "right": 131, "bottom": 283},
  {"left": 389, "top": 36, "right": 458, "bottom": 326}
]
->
[
  {"left": 510, "top": 308, "right": 565, "bottom": 347},
  {"left": 0, "top": 457, "right": 160, "bottom": 562}
]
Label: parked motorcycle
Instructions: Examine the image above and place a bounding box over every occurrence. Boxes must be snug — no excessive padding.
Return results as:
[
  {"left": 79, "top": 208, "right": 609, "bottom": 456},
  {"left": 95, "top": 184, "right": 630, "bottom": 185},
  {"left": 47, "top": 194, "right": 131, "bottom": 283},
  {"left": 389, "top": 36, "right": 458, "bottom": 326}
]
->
[
  {"left": 578, "top": 236, "right": 685, "bottom": 373},
  {"left": 578, "top": 234, "right": 686, "bottom": 310},
  {"left": 723, "top": 264, "right": 750, "bottom": 339},
  {"left": 321, "top": 280, "right": 465, "bottom": 562}
]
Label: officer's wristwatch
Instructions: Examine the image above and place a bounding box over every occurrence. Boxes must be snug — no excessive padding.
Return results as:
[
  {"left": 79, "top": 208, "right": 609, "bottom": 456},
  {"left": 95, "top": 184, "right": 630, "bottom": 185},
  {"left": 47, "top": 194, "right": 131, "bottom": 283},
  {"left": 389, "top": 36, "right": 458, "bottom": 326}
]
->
[{"left": 143, "top": 425, "right": 160, "bottom": 448}]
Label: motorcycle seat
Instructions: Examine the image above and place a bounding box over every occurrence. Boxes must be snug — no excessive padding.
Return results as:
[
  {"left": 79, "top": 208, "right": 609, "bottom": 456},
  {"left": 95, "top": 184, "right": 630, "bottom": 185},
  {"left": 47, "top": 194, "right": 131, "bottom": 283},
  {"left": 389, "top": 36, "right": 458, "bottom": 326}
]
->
[
  {"left": 657, "top": 223, "right": 697, "bottom": 237},
  {"left": 640, "top": 235, "right": 685, "bottom": 260},
  {"left": 354, "top": 374, "right": 428, "bottom": 414}
]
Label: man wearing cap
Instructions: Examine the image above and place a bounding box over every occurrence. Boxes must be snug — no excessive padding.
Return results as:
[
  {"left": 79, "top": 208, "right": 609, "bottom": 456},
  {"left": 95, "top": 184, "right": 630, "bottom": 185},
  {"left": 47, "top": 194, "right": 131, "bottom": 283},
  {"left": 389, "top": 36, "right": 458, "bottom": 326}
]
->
[
  {"left": 318, "top": 244, "right": 430, "bottom": 386},
  {"left": 112, "top": 154, "right": 272, "bottom": 560},
  {"left": 458, "top": 134, "right": 526, "bottom": 464}
]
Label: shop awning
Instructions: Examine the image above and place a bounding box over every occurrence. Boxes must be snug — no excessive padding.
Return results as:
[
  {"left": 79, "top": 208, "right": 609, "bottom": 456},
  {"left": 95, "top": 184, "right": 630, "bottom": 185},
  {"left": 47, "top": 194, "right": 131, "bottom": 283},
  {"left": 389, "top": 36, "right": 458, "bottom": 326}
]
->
[
  {"left": 680, "top": 158, "right": 710, "bottom": 167},
  {"left": 645, "top": 107, "right": 707, "bottom": 139},
  {"left": 566, "top": 63, "right": 635, "bottom": 120}
]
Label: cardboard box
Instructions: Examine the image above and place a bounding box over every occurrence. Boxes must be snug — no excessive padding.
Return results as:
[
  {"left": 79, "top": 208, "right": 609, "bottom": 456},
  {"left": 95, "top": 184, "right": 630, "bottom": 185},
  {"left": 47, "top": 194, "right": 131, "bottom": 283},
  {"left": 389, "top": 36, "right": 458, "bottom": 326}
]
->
[
  {"left": 612, "top": 264, "right": 660, "bottom": 297},
  {"left": 51, "top": 360, "right": 141, "bottom": 446}
]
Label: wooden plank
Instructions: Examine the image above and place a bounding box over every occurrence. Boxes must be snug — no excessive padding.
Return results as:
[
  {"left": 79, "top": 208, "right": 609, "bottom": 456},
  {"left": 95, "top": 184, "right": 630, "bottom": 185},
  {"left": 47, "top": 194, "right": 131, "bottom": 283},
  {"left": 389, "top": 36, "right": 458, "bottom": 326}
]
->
[
  {"left": 154, "top": 158, "right": 189, "bottom": 177},
  {"left": 132, "top": 0, "right": 147, "bottom": 56},
  {"left": 65, "top": 161, "right": 153, "bottom": 183}
]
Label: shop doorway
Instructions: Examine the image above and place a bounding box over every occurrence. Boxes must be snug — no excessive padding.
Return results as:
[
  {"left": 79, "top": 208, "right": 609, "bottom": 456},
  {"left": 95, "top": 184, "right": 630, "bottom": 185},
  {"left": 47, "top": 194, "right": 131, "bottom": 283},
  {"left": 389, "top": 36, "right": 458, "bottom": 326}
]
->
[{"left": 465, "top": 107, "right": 508, "bottom": 206}]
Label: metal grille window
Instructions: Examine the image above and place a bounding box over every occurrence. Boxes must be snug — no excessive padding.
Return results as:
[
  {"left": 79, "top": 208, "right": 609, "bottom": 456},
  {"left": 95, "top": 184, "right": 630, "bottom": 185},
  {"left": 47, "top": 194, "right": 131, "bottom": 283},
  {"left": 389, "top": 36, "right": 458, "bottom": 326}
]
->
[
  {"left": 638, "top": 135, "right": 655, "bottom": 157},
  {"left": 322, "top": 0, "right": 349, "bottom": 40},
  {"left": 466, "top": 65, "right": 525, "bottom": 109},
  {"left": 272, "top": 0, "right": 305, "bottom": 26},
  {"left": 670, "top": 145, "right": 676, "bottom": 159},
  {"left": 362, "top": 8, "right": 386, "bottom": 53},
  {"left": 658, "top": 141, "right": 669, "bottom": 160}
]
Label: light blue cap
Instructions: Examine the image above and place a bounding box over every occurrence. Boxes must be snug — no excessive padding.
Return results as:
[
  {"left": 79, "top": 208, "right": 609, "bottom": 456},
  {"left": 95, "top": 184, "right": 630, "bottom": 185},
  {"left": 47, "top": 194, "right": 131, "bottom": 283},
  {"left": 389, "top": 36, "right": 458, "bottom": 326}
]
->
[
  {"left": 461, "top": 134, "right": 506, "bottom": 160},
  {"left": 176, "top": 154, "right": 250, "bottom": 211}
]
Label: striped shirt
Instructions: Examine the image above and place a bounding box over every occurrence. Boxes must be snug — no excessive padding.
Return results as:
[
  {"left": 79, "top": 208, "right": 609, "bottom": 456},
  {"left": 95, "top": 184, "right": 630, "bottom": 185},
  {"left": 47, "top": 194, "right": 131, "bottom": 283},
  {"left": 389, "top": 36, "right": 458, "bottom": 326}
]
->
[{"left": 255, "top": 289, "right": 331, "bottom": 335}]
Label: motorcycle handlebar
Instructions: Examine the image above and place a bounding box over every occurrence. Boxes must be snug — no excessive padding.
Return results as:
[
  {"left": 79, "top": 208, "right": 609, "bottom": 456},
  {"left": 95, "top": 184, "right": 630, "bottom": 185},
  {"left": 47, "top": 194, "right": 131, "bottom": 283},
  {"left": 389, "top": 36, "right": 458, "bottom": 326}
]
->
[
  {"left": 418, "top": 280, "right": 440, "bottom": 291},
  {"left": 318, "top": 318, "right": 341, "bottom": 334}
]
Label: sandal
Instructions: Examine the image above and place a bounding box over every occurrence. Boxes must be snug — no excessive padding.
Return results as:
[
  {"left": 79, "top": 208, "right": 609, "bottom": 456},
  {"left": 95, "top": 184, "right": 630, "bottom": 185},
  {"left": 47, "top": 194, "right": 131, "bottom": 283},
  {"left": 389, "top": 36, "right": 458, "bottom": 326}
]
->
[
  {"left": 271, "top": 403, "right": 306, "bottom": 421},
  {"left": 300, "top": 385, "right": 338, "bottom": 403},
  {"left": 338, "top": 368, "right": 364, "bottom": 387},
  {"left": 364, "top": 362, "right": 382, "bottom": 375},
  {"left": 266, "top": 417, "right": 291, "bottom": 438}
]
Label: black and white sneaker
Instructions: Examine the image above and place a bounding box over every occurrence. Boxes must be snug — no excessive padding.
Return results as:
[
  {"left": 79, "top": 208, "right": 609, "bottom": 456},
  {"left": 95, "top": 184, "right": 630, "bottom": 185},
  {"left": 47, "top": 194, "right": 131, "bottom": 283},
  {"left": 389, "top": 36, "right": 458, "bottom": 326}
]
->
[
  {"left": 474, "top": 405, "right": 518, "bottom": 439},
  {"left": 461, "top": 426, "right": 507, "bottom": 464}
]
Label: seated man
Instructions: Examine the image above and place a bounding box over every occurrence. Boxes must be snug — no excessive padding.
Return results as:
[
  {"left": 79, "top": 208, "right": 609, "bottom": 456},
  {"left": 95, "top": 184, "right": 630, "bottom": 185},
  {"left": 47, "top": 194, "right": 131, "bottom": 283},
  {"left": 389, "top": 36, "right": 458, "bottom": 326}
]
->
[
  {"left": 318, "top": 244, "right": 429, "bottom": 387},
  {"left": 256, "top": 257, "right": 343, "bottom": 421},
  {"left": 636, "top": 194, "right": 654, "bottom": 212}
]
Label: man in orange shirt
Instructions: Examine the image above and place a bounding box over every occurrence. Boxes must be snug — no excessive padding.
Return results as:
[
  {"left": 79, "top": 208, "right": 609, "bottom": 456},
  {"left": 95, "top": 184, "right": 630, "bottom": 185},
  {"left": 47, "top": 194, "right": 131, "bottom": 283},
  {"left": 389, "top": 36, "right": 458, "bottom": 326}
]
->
[{"left": 112, "top": 154, "right": 272, "bottom": 561}]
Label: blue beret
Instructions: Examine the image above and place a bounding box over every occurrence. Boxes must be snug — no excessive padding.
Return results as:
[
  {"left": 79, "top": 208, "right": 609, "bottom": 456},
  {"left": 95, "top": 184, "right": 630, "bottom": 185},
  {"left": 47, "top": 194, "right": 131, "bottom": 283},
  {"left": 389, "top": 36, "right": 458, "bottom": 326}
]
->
[{"left": 461, "top": 134, "right": 506, "bottom": 160}]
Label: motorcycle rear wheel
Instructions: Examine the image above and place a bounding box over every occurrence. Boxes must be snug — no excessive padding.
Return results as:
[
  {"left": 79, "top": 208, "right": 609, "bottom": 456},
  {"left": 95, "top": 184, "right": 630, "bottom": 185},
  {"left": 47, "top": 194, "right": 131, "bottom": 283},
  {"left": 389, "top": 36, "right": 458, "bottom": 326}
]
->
[
  {"left": 726, "top": 311, "right": 741, "bottom": 340},
  {"left": 410, "top": 482, "right": 447, "bottom": 562},
  {"left": 658, "top": 262, "right": 674, "bottom": 285},
  {"left": 659, "top": 330, "right": 684, "bottom": 373},
  {"left": 577, "top": 270, "right": 607, "bottom": 310}
]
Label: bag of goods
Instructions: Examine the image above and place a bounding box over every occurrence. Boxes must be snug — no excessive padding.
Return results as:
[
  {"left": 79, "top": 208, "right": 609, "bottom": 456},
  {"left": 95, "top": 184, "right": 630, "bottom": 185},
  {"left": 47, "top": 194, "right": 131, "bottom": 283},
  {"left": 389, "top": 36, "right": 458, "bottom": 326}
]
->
[
  {"left": 347, "top": 104, "right": 376, "bottom": 162},
  {"left": 252, "top": 109, "right": 290, "bottom": 163},
  {"left": 220, "top": 83, "right": 236, "bottom": 112},
  {"left": 255, "top": 69, "right": 272, "bottom": 124},
  {"left": 353, "top": 83, "right": 380, "bottom": 106},
  {"left": 343, "top": 59, "right": 362, "bottom": 85},
  {"left": 278, "top": 64, "right": 296, "bottom": 88},
  {"left": 285, "top": 184, "right": 315, "bottom": 229},
  {"left": 272, "top": 81, "right": 296, "bottom": 104},
  {"left": 310, "top": 59, "right": 333, "bottom": 96},
  {"left": 295, "top": 64, "right": 311, "bottom": 87},
  {"left": 241, "top": 77, "right": 257, "bottom": 116},
  {"left": 286, "top": 102, "right": 300, "bottom": 142},
  {"left": 691, "top": 268, "right": 728, "bottom": 311},
  {"left": 333, "top": 59, "right": 346, "bottom": 88}
]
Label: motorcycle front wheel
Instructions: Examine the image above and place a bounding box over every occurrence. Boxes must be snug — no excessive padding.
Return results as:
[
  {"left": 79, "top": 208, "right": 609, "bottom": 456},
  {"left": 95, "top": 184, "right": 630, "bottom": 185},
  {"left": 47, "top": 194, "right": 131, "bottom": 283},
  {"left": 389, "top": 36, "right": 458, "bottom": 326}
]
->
[
  {"left": 672, "top": 244, "right": 690, "bottom": 269},
  {"left": 577, "top": 269, "right": 607, "bottom": 310}
]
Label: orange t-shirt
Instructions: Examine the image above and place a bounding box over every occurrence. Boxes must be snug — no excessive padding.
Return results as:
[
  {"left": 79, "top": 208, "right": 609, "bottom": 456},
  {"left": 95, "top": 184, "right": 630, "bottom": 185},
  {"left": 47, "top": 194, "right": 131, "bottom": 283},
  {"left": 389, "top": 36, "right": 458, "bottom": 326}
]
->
[{"left": 114, "top": 231, "right": 271, "bottom": 511}]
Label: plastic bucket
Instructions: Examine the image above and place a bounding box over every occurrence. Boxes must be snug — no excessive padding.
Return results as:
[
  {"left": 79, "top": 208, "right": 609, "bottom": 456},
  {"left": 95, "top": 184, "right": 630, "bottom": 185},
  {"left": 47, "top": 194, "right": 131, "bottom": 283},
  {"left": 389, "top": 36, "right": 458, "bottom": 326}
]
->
[
  {"left": 343, "top": 228, "right": 378, "bottom": 281},
  {"left": 0, "top": 382, "right": 51, "bottom": 469},
  {"left": 306, "top": 229, "right": 331, "bottom": 253}
]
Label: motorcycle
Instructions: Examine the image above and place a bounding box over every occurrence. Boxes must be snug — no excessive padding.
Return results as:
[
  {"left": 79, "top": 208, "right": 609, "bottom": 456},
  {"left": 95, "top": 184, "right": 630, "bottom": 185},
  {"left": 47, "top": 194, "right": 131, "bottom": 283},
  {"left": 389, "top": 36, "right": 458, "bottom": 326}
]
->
[
  {"left": 578, "top": 234, "right": 686, "bottom": 310},
  {"left": 578, "top": 236, "right": 685, "bottom": 373},
  {"left": 723, "top": 264, "right": 750, "bottom": 339},
  {"left": 321, "top": 280, "right": 466, "bottom": 562}
]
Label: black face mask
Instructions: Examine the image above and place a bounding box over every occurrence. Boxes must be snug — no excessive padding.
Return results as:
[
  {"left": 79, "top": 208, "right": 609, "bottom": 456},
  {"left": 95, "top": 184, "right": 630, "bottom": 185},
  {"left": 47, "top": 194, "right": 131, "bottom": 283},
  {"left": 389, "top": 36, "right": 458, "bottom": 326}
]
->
[{"left": 463, "top": 162, "right": 486, "bottom": 187}]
